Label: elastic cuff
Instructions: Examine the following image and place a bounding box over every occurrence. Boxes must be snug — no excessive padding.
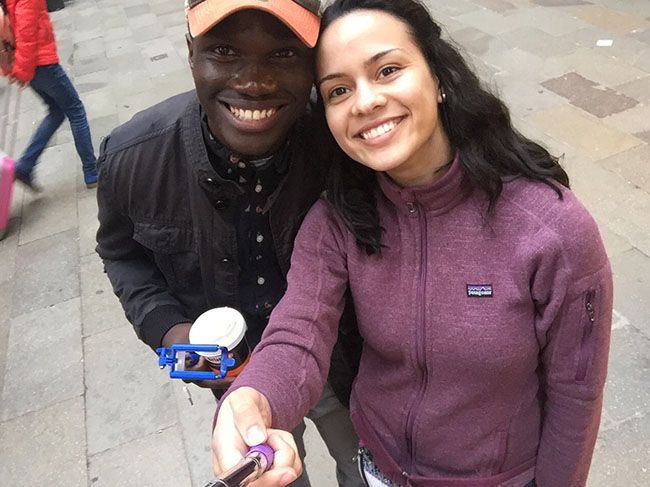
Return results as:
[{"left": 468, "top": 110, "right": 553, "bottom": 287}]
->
[{"left": 141, "top": 305, "right": 190, "bottom": 349}]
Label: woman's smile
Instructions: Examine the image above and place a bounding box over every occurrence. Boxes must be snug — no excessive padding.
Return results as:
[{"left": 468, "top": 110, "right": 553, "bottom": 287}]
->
[{"left": 355, "top": 116, "right": 405, "bottom": 142}]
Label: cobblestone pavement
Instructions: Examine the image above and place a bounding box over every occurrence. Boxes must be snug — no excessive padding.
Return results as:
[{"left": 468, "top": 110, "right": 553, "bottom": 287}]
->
[{"left": 1, "top": 0, "right": 649, "bottom": 485}]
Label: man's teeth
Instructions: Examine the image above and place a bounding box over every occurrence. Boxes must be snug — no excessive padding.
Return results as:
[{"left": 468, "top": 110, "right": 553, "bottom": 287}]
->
[
  {"left": 360, "top": 120, "right": 397, "bottom": 140},
  {"left": 229, "top": 106, "right": 276, "bottom": 121}
]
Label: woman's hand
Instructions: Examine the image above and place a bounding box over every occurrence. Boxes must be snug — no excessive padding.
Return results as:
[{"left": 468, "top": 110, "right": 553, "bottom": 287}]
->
[{"left": 212, "top": 387, "right": 303, "bottom": 486}]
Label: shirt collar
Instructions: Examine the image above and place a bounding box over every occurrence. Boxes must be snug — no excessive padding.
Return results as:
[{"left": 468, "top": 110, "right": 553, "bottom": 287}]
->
[
  {"left": 200, "top": 108, "right": 290, "bottom": 174},
  {"left": 377, "top": 154, "right": 471, "bottom": 215}
]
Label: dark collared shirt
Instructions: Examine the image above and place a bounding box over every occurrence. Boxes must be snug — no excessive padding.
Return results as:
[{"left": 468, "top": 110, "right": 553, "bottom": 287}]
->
[{"left": 200, "top": 113, "right": 288, "bottom": 346}]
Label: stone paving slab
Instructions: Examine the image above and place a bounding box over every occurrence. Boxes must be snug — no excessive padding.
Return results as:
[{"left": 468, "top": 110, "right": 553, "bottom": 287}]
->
[
  {"left": 88, "top": 426, "right": 192, "bottom": 487},
  {"left": 18, "top": 191, "right": 78, "bottom": 247},
  {"left": 0, "top": 282, "right": 11, "bottom": 395},
  {"left": 609, "top": 248, "right": 650, "bottom": 336},
  {"left": 170, "top": 381, "right": 219, "bottom": 486},
  {"left": 77, "top": 193, "right": 100, "bottom": 257},
  {"left": 84, "top": 324, "right": 177, "bottom": 456},
  {"left": 552, "top": 47, "right": 648, "bottom": 87},
  {"left": 11, "top": 228, "right": 80, "bottom": 318},
  {"left": 0, "top": 396, "right": 87, "bottom": 486},
  {"left": 1, "top": 298, "right": 83, "bottom": 421},
  {"left": 80, "top": 252, "right": 130, "bottom": 337},
  {"left": 598, "top": 144, "right": 650, "bottom": 194},
  {"left": 525, "top": 104, "right": 643, "bottom": 161},
  {"left": 590, "top": 414, "right": 650, "bottom": 486},
  {"left": 0, "top": 225, "right": 18, "bottom": 286}
]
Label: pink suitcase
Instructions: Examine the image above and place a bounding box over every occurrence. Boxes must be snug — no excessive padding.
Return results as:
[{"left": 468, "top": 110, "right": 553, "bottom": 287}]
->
[{"left": 0, "top": 82, "right": 20, "bottom": 240}]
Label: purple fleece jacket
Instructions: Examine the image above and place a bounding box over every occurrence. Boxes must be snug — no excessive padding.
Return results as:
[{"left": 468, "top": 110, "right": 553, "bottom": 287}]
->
[{"left": 231, "top": 158, "right": 613, "bottom": 486}]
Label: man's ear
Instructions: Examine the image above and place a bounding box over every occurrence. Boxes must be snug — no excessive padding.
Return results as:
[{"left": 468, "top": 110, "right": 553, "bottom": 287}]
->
[{"left": 186, "top": 33, "right": 195, "bottom": 69}]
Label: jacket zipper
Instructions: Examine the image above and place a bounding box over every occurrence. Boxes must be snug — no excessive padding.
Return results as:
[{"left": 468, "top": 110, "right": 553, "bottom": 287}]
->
[
  {"left": 575, "top": 289, "right": 596, "bottom": 382},
  {"left": 403, "top": 202, "right": 429, "bottom": 473}
]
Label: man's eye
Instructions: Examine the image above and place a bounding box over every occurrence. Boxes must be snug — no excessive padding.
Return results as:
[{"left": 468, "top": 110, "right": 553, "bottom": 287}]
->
[
  {"left": 274, "top": 49, "right": 297, "bottom": 58},
  {"left": 379, "top": 66, "right": 399, "bottom": 77},
  {"left": 214, "top": 46, "right": 235, "bottom": 56}
]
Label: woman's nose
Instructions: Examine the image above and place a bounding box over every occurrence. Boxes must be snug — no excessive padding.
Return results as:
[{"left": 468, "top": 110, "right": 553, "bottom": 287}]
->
[{"left": 352, "top": 82, "right": 386, "bottom": 115}]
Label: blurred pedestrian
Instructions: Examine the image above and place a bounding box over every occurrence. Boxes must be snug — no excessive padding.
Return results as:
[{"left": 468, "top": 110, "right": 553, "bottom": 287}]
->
[{"left": 1, "top": 0, "right": 97, "bottom": 192}]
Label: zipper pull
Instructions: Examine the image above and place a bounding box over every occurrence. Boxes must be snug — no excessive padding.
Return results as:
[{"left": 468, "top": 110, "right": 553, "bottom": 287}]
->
[{"left": 586, "top": 291, "right": 596, "bottom": 324}]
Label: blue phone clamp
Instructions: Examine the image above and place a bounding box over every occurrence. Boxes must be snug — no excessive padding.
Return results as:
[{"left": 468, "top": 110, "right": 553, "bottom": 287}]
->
[{"left": 156, "top": 344, "right": 235, "bottom": 380}]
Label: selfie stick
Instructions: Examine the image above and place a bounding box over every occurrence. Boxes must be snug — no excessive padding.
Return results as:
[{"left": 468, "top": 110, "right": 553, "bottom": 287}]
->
[{"left": 204, "top": 444, "right": 275, "bottom": 487}]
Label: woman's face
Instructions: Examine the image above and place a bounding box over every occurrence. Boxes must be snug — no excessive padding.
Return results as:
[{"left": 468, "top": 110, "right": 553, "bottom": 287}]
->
[{"left": 317, "top": 10, "right": 452, "bottom": 187}]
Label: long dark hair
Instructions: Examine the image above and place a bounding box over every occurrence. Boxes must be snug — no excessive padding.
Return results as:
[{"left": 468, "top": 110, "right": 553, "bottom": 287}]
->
[{"left": 318, "top": 0, "right": 569, "bottom": 255}]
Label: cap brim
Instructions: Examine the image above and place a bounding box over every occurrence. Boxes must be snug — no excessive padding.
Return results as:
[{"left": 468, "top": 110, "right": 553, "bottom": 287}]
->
[{"left": 187, "top": 0, "right": 320, "bottom": 48}]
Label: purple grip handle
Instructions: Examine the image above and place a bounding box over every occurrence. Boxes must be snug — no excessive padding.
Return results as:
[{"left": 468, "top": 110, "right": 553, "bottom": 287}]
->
[{"left": 247, "top": 443, "right": 274, "bottom": 471}]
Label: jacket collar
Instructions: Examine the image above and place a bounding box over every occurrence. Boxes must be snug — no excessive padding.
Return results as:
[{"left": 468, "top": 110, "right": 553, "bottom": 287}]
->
[{"left": 377, "top": 154, "right": 471, "bottom": 216}]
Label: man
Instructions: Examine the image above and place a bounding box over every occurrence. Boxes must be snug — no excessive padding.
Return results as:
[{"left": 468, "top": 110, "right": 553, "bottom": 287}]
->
[
  {"left": 95, "top": 1, "right": 362, "bottom": 486},
  {"left": 2, "top": 0, "right": 98, "bottom": 192}
]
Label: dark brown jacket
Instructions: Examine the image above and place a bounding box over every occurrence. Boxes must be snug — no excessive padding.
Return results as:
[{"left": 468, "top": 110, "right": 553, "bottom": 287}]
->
[{"left": 96, "top": 91, "right": 361, "bottom": 404}]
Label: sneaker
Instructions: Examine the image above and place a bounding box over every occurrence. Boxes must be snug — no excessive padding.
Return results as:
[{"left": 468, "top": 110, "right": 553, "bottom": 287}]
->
[
  {"left": 84, "top": 168, "right": 98, "bottom": 189},
  {"left": 15, "top": 171, "right": 43, "bottom": 193}
]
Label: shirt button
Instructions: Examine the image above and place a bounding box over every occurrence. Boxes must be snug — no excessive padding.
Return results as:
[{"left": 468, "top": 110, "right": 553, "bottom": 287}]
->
[
  {"left": 214, "top": 199, "right": 229, "bottom": 210},
  {"left": 256, "top": 233, "right": 264, "bottom": 243},
  {"left": 406, "top": 202, "right": 416, "bottom": 214},
  {"left": 257, "top": 277, "right": 265, "bottom": 285},
  {"left": 221, "top": 258, "right": 230, "bottom": 263}
]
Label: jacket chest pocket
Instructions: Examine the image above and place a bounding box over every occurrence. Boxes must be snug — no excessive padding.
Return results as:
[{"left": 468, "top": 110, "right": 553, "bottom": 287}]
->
[{"left": 132, "top": 222, "right": 201, "bottom": 292}]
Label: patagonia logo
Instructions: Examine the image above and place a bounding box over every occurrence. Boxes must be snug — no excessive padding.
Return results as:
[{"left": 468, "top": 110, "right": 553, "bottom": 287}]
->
[{"left": 467, "top": 284, "right": 493, "bottom": 298}]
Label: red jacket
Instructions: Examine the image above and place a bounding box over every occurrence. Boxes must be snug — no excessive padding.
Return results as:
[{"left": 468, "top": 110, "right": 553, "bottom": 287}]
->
[{"left": 5, "top": 0, "right": 59, "bottom": 82}]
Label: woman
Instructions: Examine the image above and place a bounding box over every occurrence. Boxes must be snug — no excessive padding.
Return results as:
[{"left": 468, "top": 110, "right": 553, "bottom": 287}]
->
[{"left": 211, "top": 1, "right": 613, "bottom": 486}]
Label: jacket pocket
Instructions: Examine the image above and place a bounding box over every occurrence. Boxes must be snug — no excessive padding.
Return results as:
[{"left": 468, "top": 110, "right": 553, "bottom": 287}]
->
[
  {"left": 575, "top": 289, "right": 597, "bottom": 382},
  {"left": 132, "top": 221, "right": 199, "bottom": 292}
]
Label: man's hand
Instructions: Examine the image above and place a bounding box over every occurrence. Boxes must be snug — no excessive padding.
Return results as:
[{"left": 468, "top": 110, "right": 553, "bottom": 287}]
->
[
  {"left": 161, "top": 322, "right": 235, "bottom": 390},
  {"left": 212, "top": 387, "right": 302, "bottom": 486}
]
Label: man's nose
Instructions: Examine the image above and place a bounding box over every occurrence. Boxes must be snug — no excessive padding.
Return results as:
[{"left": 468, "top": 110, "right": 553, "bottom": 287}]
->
[
  {"left": 231, "top": 63, "right": 278, "bottom": 96},
  {"left": 352, "top": 81, "right": 386, "bottom": 115}
]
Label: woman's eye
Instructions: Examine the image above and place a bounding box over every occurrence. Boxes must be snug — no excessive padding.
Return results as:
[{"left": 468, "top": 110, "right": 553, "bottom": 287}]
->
[
  {"left": 329, "top": 87, "right": 349, "bottom": 99},
  {"left": 379, "top": 66, "right": 399, "bottom": 77}
]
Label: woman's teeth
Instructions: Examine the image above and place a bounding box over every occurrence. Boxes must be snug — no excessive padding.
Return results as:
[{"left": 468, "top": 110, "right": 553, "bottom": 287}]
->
[
  {"left": 360, "top": 120, "right": 398, "bottom": 140},
  {"left": 228, "top": 106, "right": 276, "bottom": 121}
]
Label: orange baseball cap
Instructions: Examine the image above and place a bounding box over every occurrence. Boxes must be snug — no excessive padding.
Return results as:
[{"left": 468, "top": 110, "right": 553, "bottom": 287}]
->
[{"left": 186, "top": 0, "right": 322, "bottom": 47}]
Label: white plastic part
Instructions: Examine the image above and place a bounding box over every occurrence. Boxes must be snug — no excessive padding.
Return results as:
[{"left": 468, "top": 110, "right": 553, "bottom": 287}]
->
[{"left": 189, "top": 307, "right": 247, "bottom": 359}]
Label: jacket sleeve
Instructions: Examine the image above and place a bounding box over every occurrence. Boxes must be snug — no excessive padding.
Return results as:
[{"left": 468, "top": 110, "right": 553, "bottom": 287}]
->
[
  {"left": 11, "top": 0, "right": 41, "bottom": 82},
  {"left": 95, "top": 140, "right": 190, "bottom": 350},
  {"left": 532, "top": 207, "right": 613, "bottom": 486},
  {"left": 228, "top": 201, "right": 350, "bottom": 430}
]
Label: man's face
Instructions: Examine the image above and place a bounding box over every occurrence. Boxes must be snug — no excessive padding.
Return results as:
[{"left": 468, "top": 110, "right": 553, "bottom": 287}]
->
[{"left": 188, "top": 10, "right": 314, "bottom": 158}]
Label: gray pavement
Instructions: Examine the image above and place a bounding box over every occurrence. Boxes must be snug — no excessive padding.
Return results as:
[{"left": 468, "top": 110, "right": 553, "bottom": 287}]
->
[{"left": 0, "top": 0, "right": 649, "bottom": 485}]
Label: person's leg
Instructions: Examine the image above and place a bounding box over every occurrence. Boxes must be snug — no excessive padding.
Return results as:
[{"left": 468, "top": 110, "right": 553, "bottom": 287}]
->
[
  {"left": 15, "top": 66, "right": 66, "bottom": 183},
  {"left": 289, "top": 420, "right": 312, "bottom": 487},
  {"left": 307, "top": 382, "right": 364, "bottom": 487},
  {"left": 38, "top": 64, "right": 98, "bottom": 185}
]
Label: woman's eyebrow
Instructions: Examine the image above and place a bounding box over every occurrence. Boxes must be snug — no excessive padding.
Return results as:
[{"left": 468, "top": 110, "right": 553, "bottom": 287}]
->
[{"left": 317, "top": 48, "right": 402, "bottom": 87}]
